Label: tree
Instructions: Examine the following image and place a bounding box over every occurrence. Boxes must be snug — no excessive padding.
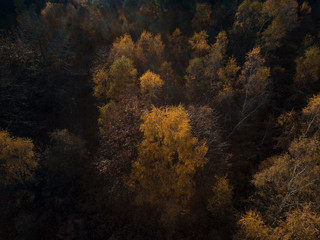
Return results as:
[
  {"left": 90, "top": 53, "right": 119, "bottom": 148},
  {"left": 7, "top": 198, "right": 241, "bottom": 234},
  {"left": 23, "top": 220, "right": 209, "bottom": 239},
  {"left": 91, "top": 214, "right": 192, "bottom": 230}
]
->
[
  {"left": 204, "top": 31, "right": 228, "bottom": 84},
  {"left": 108, "top": 33, "right": 135, "bottom": 64},
  {"left": 192, "top": 2, "right": 213, "bottom": 31},
  {"left": 135, "top": 31, "right": 165, "bottom": 72},
  {"left": 227, "top": 47, "right": 270, "bottom": 138},
  {"left": 92, "top": 68, "right": 109, "bottom": 101},
  {"left": 238, "top": 210, "right": 270, "bottom": 240},
  {"left": 238, "top": 47, "right": 270, "bottom": 114},
  {"left": 167, "top": 28, "right": 188, "bottom": 69},
  {"left": 278, "top": 205, "right": 320, "bottom": 240},
  {"left": 96, "top": 96, "right": 143, "bottom": 200},
  {"left": 216, "top": 56, "right": 240, "bottom": 102},
  {"left": 187, "top": 105, "right": 224, "bottom": 165},
  {"left": 185, "top": 58, "right": 207, "bottom": 101},
  {"left": 107, "top": 56, "right": 138, "bottom": 101},
  {"left": 294, "top": 45, "right": 320, "bottom": 86},
  {"left": 139, "top": 70, "right": 164, "bottom": 100},
  {"left": 252, "top": 137, "right": 320, "bottom": 222},
  {"left": 41, "top": 2, "right": 66, "bottom": 40},
  {"left": 46, "top": 129, "right": 88, "bottom": 193},
  {"left": 0, "top": 131, "right": 37, "bottom": 186},
  {"left": 238, "top": 205, "right": 320, "bottom": 240},
  {"left": 261, "top": 16, "right": 286, "bottom": 51},
  {"left": 233, "top": 0, "right": 263, "bottom": 35},
  {"left": 189, "top": 31, "right": 210, "bottom": 57},
  {"left": 128, "top": 106, "right": 208, "bottom": 224},
  {"left": 207, "top": 175, "right": 233, "bottom": 220},
  {"left": 262, "top": 0, "right": 298, "bottom": 32},
  {"left": 302, "top": 93, "right": 320, "bottom": 136},
  {"left": 300, "top": 1, "right": 312, "bottom": 15}
]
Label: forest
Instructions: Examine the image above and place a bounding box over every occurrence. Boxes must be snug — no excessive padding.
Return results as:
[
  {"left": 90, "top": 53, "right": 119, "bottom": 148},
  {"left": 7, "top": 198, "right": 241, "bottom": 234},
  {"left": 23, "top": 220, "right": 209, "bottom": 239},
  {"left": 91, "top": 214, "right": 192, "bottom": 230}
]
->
[{"left": 1, "top": 0, "right": 320, "bottom": 239}]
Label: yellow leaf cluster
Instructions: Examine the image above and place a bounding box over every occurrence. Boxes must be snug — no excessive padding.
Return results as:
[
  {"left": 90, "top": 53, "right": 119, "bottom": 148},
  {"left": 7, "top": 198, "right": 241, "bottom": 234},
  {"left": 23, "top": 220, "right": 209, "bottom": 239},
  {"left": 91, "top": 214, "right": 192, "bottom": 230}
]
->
[
  {"left": 239, "top": 47, "right": 270, "bottom": 96},
  {"left": 0, "top": 131, "right": 37, "bottom": 186},
  {"left": 239, "top": 205, "right": 320, "bottom": 240},
  {"left": 238, "top": 210, "right": 270, "bottom": 240},
  {"left": 128, "top": 105, "right": 208, "bottom": 224},
  {"left": 207, "top": 175, "right": 233, "bottom": 217},
  {"left": 233, "top": 0, "right": 263, "bottom": 33},
  {"left": 136, "top": 31, "right": 165, "bottom": 71},
  {"left": 139, "top": 70, "right": 164, "bottom": 96},
  {"left": 109, "top": 33, "right": 135, "bottom": 63},
  {"left": 252, "top": 137, "right": 320, "bottom": 219},
  {"left": 92, "top": 68, "right": 109, "bottom": 100},
  {"left": 189, "top": 31, "right": 210, "bottom": 56},
  {"left": 295, "top": 45, "right": 320, "bottom": 84},
  {"left": 107, "top": 56, "right": 137, "bottom": 100}
]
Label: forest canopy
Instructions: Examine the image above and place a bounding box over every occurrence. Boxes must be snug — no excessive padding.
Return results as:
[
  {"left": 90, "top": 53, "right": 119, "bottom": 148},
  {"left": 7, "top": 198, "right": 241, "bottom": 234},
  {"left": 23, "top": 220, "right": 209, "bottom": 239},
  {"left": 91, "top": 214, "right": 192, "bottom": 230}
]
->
[{"left": 1, "top": 0, "right": 320, "bottom": 239}]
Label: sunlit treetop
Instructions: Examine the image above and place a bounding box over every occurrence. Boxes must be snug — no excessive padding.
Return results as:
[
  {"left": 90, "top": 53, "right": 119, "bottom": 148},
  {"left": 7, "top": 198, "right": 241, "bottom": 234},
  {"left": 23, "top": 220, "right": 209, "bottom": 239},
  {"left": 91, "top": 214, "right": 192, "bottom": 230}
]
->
[
  {"left": 189, "top": 31, "right": 210, "bottom": 57},
  {"left": 0, "top": 131, "right": 37, "bottom": 186},
  {"left": 295, "top": 45, "right": 320, "bottom": 85},
  {"left": 108, "top": 33, "right": 135, "bottom": 63},
  {"left": 136, "top": 31, "right": 165, "bottom": 71},
  {"left": 139, "top": 70, "right": 164, "bottom": 97},
  {"left": 107, "top": 56, "right": 138, "bottom": 100},
  {"left": 239, "top": 46, "right": 270, "bottom": 96},
  {"left": 128, "top": 105, "right": 208, "bottom": 224}
]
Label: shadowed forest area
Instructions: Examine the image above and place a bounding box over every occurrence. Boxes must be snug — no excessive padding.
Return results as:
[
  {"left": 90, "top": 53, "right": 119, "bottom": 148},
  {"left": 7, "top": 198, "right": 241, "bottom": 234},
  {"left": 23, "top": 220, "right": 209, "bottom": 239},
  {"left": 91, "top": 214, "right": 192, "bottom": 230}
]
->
[{"left": 1, "top": 0, "right": 320, "bottom": 239}]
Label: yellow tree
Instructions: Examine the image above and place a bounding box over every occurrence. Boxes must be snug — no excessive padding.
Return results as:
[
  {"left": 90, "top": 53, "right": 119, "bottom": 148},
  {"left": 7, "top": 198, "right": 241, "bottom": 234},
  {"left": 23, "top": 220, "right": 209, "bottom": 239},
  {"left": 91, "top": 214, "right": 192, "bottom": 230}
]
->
[
  {"left": 92, "top": 68, "right": 109, "bottom": 101},
  {"left": 0, "top": 131, "right": 37, "bottom": 186},
  {"left": 294, "top": 45, "right": 320, "bottom": 86},
  {"left": 302, "top": 93, "right": 320, "bottom": 136},
  {"left": 189, "top": 31, "right": 210, "bottom": 57},
  {"left": 262, "top": 0, "right": 298, "bottom": 32},
  {"left": 238, "top": 210, "right": 271, "bottom": 240},
  {"left": 239, "top": 140, "right": 320, "bottom": 240},
  {"left": 128, "top": 106, "right": 208, "bottom": 224},
  {"left": 278, "top": 205, "right": 320, "bottom": 240},
  {"left": 107, "top": 56, "right": 138, "bottom": 101},
  {"left": 261, "top": 16, "right": 286, "bottom": 51},
  {"left": 238, "top": 205, "right": 320, "bottom": 240},
  {"left": 238, "top": 46, "right": 270, "bottom": 114},
  {"left": 260, "top": 0, "right": 299, "bottom": 52},
  {"left": 135, "top": 31, "right": 165, "bottom": 72},
  {"left": 139, "top": 70, "right": 164, "bottom": 99},
  {"left": 204, "top": 31, "right": 228, "bottom": 84},
  {"left": 227, "top": 47, "right": 270, "bottom": 138},
  {"left": 207, "top": 175, "right": 233, "bottom": 220},
  {"left": 108, "top": 33, "right": 135, "bottom": 64},
  {"left": 233, "top": 0, "right": 263, "bottom": 35},
  {"left": 216, "top": 56, "right": 240, "bottom": 102},
  {"left": 252, "top": 137, "right": 320, "bottom": 222}
]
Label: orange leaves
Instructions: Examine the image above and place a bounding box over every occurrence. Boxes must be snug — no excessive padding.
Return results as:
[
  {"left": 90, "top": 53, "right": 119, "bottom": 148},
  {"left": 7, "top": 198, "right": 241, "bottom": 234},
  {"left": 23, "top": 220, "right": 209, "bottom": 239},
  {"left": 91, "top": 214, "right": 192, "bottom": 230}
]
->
[
  {"left": 128, "top": 106, "right": 208, "bottom": 224},
  {"left": 108, "top": 33, "right": 135, "bottom": 63},
  {"left": 238, "top": 210, "right": 270, "bottom": 240},
  {"left": 189, "top": 31, "right": 210, "bottom": 57},
  {"left": 139, "top": 70, "right": 163, "bottom": 97},
  {"left": 239, "top": 206, "right": 320, "bottom": 240}
]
